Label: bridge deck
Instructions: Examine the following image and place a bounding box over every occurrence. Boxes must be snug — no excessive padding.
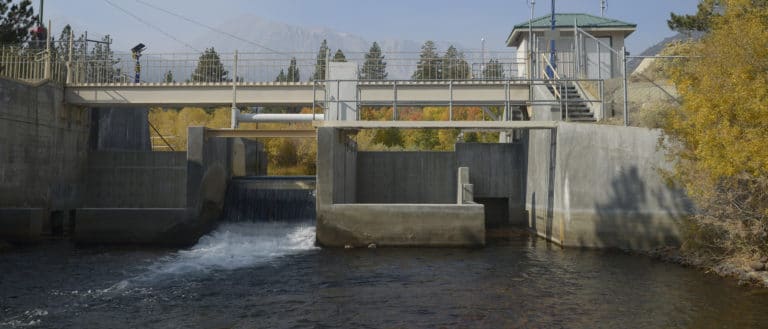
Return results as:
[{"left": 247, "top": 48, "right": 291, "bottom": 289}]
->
[{"left": 64, "top": 80, "right": 532, "bottom": 107}]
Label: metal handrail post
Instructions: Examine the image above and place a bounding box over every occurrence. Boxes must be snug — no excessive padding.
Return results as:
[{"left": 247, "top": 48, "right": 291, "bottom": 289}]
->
[
  {"left": 66, "top": 30, "right": 74, "bottom": 84},
  {"left": 312, "top": 81, "right": 316, "bottom": 120},
  {"left": 599, "top": 79, "right": 605, "bottom": 120},
  {"left": 449, "top": 80, "right": 453, "bottom": 121},
  {"left": 622, "top": 46, "right": 629, "bottom": 126},
  {"left": 393, "top": 81, "right": 398, "bottom": 121},
  {"left": 230, "top": 50, "right": 238, "bottom": 129}
]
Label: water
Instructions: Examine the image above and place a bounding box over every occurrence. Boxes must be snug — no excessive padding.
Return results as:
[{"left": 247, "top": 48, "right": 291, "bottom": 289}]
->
[{"left": 2, "top": 222, "right": 768, "bottom": 329}]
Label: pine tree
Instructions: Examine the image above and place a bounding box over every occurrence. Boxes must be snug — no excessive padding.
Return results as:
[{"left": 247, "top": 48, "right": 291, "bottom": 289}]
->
[
  {"left": 286, "top": 57, "right": 300, "bottom": 82},
  {"left": 332, "top": 49, "right": 347, "bottom": 62},
  {"left": 164, "top": 70, "right": 175, "bottom": 83},
  {"left": 412, "top": 40, "right": 441, "bottom": 80},
  {"left": 312, "top": 39, "right": 329, "bottom": 81},
  {"left": 442, "top": 45, "right": 469, "bottom": 80},
  {"left": 275, "top": 69, "right": 287, "bottom": 82},
  {"left": 360, "top": 42, "right": 387, "bottom": 80},
  {"left": 0, "top": 0, "right": 36, "bottom": 44},
  {"left": 483, "top": 59, "right": 505, "bottom": 80},
  {"left": 191, "top": 47, "right": 229, "bottom": 83}
]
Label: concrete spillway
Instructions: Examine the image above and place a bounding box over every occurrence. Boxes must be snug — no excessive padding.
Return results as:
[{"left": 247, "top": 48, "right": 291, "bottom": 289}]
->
[{"left": 221, "top": 176, "right": 316, "bottom": 222}]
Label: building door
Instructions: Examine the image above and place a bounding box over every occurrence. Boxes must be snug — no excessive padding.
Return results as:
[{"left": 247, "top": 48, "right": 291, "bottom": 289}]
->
[{"left": 584, "top": 37, "right": 613, "bottom": 79}]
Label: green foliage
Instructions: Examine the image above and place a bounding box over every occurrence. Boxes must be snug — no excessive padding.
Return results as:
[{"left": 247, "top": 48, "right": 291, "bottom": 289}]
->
[
  {"left": 483, "top": 59, "right": 504, "bottom": 80},
  {"left": 191, "top": 47, "right": 229, "bottom": 83},
  {"left": 372, "top": 128, "right": 404, "bottom": 147},
  {"left": 412, "top": 40, "right": 441, "bottom": 80},
  {"left": 274, "top": 58, "right": 300, "bottom": 83},
  {"left": 332, "top": 49, "right": 346, "bottom": 62},
  {"left": 668, "top": 0, "right": 768, "bottom": 32},
  {"left": 312, "top": 39, "right": 329, "bottom": 81},
  {"left": 360, "top": 41, "right": 387, "bottom": 80},
  {"left": 442, "top": 45, "right": 469, "bottom": 80},
  {"left": 0, "top": 0, "right": 35, "bottom": 44},
  {"left": 164, "top": 70, "right": 175, "bottom": 83},
  {"left": 87, "top": 35, "right": 121, "bottom": 83}
]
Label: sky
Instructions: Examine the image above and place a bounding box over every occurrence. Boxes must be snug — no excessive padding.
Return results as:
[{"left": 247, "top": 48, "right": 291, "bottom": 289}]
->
[{"left": 42, "top": 0, "right": 701, "bottom": 53}]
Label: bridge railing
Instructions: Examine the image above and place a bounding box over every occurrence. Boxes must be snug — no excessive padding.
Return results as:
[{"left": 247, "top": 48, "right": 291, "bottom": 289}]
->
[{"left": 1, "top": 47, "right": 529, "bottom": 85}]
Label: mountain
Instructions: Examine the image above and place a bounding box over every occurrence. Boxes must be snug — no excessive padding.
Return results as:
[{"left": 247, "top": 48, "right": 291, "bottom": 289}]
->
[{"left": 629, "top": 31, "right": 704, "bottom": 74}]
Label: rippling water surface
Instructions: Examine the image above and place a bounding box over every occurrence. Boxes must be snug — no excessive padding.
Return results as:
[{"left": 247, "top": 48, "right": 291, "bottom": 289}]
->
[{"left": 1, "top": 221, "right": 767, "bottom": 329}]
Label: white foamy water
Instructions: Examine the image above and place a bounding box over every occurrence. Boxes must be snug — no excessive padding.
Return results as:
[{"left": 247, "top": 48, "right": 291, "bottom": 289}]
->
[{"left": 149, "top": 221, "right": 317, "bottom": 275}]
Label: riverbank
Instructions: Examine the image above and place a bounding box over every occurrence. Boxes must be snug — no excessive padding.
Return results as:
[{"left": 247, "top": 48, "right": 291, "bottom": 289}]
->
[{"left": 646, "top": 247, "right": 768, "bottom": 288}]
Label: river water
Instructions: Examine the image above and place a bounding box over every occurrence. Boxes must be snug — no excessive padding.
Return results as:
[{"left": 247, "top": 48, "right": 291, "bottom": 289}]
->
[{"left": 1, "top": 221, "right": 767, "bottom": 329}]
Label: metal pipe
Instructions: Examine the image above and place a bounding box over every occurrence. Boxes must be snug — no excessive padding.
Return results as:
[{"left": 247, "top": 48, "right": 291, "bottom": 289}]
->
[{"left": 237, "top": 113, "right": 325, "bottom": 123}]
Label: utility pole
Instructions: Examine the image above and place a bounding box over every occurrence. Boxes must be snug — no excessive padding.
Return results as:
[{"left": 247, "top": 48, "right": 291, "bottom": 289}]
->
[
  {"left": 528, "top": 0, "right": 535, "bottom": 79},
  {"left": 38, "top": 0, "right": 44, "bottom": 28},
  {"left": 601, "top": 0, "right": 607, "bottom": 17},
  {"left": 546, "top": 0, "right": 556, "bottom": 78}
]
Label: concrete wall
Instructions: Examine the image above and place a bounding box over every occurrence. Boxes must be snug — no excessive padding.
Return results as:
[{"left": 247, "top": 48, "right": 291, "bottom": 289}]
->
[
  {"left": 83, "top": 151, "right": 187, "bottom": 208},
  {"left": 356, "top": 152, "right": 457, "bottom": 204},
  {"left": 317, "top": 204, "right": 485, "bottom": 247},
  {"left": 456, "top": 143, "right": 526, "bottom": 225},
  {"left": 0, "top": 78, "right": 89, "bottom": 241},
  {"left": 316, "top": 127, "right": 486, "bottom": 247},
  {"left": 74, "top": 128, "right": 236, "bottom": 246},
  {"left": 88, "top": 108, "right": 151, "bottom": 151},
  {"left": 0, "top": 78, "right": 89, "bottom": 210},
  {"left": 525, "top": 123, "right": 692, "bottom": 250}
]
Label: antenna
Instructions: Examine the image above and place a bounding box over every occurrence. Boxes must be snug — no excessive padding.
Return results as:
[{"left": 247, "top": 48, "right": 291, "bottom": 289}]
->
[{"left": 601, "top": 0, "right": 607, "bottom": 16}]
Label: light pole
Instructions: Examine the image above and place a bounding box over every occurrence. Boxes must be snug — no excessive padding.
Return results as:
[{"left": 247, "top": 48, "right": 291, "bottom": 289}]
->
[
  {"left": 131, "top": 43, "right": 146, "bottom": 83},
  {"left": 481, "top": 37, "right": 485, "bottom": 78},
  {"left": 601, "top": 0, "right": 606, "bottom": 16}
]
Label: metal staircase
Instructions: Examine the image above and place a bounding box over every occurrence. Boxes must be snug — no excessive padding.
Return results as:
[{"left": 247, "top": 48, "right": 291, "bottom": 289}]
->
[{"left": 555, "top": 82, "right": 596, "bottom": 122}]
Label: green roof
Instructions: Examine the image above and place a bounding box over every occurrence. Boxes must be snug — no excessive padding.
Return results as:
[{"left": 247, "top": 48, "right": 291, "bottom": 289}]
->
[
  {"left": 507, "top": 13, "right": 636, "bottom": 46},
  {"left": 513, "top": 13, "right": 636, "bottom": 29}
]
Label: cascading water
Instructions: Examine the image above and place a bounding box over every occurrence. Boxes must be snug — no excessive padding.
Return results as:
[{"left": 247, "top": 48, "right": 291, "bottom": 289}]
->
[
  {"left": 148, "top": 221, "right": 317, "bottom": 275},
  {"left": 141, "top": 176, "right": 319, "bottom": 277},
  {"left": 221, "top": 176, "right": 316, "bottom": 222}
]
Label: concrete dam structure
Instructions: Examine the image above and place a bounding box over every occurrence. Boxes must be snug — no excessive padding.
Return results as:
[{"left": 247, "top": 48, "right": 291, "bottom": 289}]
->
[{"left": 0, "top": 63, "right": 691, "bottom": 250}]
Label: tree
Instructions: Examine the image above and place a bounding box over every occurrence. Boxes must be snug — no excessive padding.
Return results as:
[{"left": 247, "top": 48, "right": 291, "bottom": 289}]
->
[
  {"left": 442, "top": 45, "right": 469, "bottom": 80},
  {"left": 191, "top": 47, "right": 228, "bottom": 83},
  {"left": 286, "top": 57, "right": 300, "bottom": 82},
  {"left": 164, "top": 70, "right": 175, "bottom": 83},
  {"left": 312, "top": 39, "right": 329, "bottom": 81},
  {"left": 668, "top": 0, "right": 767, "bottom": 32},
  {"left": 412, "top": 40, "right": 441, "bottom": 80},
  {"left": 87, "top": 35, "right": 121, "bottom": 83},
  {"left": 483, "top": 59, "right": 505, "bottom": 80},
  {"left": 360, "top": 41, "right": 387, "bottom": 80},
  {"left": 0, "top": 0, "right": 36, "bottom": 44},
  {"left": 664, "top": 0, "right": 768, "bottom": 258},
  {"left": 332, "top": 49, "right": 347, "bottom": 62},
  {"left": 275, "top": 69, "right": 286, "bottom": 82}
]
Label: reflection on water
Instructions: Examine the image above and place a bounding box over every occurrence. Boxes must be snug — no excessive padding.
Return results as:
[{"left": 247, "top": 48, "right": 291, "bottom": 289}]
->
[{"left": 1, "top": 222, "right": 767, "bottom": 329}]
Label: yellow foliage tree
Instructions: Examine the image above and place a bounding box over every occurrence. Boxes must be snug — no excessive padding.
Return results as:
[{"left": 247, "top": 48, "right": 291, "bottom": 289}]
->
[{"left": 665, "top": 0, "right": 768, "bottom": 257}]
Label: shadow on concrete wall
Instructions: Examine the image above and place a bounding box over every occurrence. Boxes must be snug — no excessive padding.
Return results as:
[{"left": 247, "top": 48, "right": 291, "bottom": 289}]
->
[{"left": 590, "top": 166, "right": 692, "bottom": 249}]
